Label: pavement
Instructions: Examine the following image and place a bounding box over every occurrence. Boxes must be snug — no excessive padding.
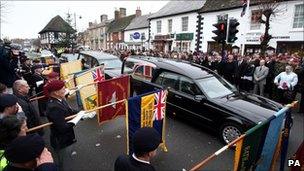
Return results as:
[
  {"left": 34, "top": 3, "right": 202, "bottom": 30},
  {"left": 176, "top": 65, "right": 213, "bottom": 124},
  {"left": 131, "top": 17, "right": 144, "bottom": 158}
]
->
[{"left": 36, "top": 95, "right": 303, "bottom": 171}]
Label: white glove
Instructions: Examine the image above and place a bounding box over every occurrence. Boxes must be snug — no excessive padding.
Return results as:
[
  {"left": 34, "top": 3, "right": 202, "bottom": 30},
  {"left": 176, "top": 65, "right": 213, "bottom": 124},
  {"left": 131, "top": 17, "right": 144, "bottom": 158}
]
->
[
  {"left": 68, "top": 111, "right": 85, "bottom": 125},
  {"left": 76, "top": 84, "right": 84, "bottom": 90},
  {"left": 36, "top": 80, "right": 44, "bottom": 87},
  {"left": 82, "top": 111, "right": 96, "bottom": 119},
  {"left": 64, "top": 89, "right": 70, "bottom": 96}
]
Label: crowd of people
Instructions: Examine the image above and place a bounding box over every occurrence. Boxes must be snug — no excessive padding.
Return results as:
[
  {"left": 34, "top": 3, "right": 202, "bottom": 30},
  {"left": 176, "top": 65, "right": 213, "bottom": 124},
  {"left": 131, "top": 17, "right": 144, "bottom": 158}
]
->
[{"left": 0, "top": 40, "right": 303, "bottom": 170}]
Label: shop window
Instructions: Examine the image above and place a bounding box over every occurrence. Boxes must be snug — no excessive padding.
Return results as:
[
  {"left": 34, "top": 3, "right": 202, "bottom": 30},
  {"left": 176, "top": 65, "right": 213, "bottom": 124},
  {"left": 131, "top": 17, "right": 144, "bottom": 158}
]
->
[
  {"left": 293, "top": 4, "right": 304, "bottom": 28},
  {"left": 250, "top": 10, "right": 262, "bottom": 30},
  {"left": 157, "top": 20, "right": 162, "bottom": 33},
  {"left": 217, "top": 14, "right": 228, "bottom": 23},
  {"left": 182, "top": 17, "right": 189, "bottom": 31},
  {"left": 168, "top": 19, "right": 172, "bottom": 33}
]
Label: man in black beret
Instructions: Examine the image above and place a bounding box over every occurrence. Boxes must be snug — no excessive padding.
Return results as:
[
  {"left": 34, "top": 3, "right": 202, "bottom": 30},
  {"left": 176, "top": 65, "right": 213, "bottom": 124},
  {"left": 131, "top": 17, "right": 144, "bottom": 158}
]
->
[
  {"left": 0, "top": 94, "right": 25, "bottom": 120},
  {"left": 114, "top": 127, "right": 161, "bottom": 171},
  {"left": 3, "top": 134, "right": 57, "bottom": 171}
]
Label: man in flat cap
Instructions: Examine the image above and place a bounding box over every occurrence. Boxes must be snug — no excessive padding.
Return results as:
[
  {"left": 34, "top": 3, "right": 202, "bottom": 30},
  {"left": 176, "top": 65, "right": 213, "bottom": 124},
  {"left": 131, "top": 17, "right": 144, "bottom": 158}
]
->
[
  {"left": 0, "top": 94, "right": 25, "bottom": 120},
  {"left": 44, "top": 79, "right": 85, "bottom": 170},
  {"left": 3, "top": 134, "right": 57, "bottom": 171},
  {"left": 114, "top": 127, "right": 161, "bottom": 171}
]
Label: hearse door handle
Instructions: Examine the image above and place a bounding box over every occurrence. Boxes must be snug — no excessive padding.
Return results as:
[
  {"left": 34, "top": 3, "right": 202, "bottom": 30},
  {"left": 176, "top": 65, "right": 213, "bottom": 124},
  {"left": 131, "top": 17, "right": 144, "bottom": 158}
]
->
[{"left": 175, "top": 95, "right": 182, "bottom": 99}]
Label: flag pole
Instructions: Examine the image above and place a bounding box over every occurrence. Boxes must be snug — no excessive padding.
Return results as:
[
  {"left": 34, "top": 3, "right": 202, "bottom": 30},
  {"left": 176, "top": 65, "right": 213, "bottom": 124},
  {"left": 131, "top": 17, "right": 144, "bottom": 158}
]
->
[
  {"left": 190, "top": 134, "right": 245, "bottom": 171},
  {"left": 161, "top": 90, "right": 169, "bottom": 152},
  {"left": 29, "top": 81, "right": 99, "bottom": 101},
  {"left": 125, "top": 99, "right": 129, "bottom": 155},
  {"left": 27, "top": 98, "right": 126, "bottom": 133}
]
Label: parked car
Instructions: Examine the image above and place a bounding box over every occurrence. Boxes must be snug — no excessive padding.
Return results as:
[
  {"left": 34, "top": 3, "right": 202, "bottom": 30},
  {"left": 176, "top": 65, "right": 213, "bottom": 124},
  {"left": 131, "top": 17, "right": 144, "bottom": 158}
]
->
[
  {"left": 77, "top": 51, "right": 132, "bottom": 79},
  {"left": 124, "top": 56, "right": 283, "bottom": 144}
]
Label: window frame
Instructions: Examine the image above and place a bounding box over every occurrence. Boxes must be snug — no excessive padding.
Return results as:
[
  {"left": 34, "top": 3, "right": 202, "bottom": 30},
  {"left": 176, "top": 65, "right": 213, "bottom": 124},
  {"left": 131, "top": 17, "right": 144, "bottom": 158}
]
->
[
  {"left": 293, "top": 4, "right": 304, "bottom": 29},
  {"left": 168, "top": 19, "right": 173, "bottom": 33},
  {"left": 157, "top": 20, "right": 162, "bottom": 33},
  {"left": 178, "top": 75, "right": 202, "bottom": 96},
  {"left": 181, "top": 16, "right": 189, "bottom": 32}
]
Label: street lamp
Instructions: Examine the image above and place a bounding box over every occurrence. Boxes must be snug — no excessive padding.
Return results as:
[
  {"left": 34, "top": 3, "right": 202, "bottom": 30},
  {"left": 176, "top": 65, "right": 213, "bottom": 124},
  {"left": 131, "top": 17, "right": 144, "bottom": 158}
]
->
[{"left": 74, "top": 13, "right": 82, "bottom": 32}]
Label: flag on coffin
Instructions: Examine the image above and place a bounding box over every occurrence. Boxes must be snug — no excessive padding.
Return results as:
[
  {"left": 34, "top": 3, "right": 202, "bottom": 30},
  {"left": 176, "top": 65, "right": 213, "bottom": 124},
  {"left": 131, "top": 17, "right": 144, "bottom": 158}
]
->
[
  {"left": 60, "top": 60, "right": 82, "bottom": 89},
  {"left": 97, "top": 75, "right": 130, "bottom": 124},
  {"left": 127, "top": 89, "right": 168, "bottom": 154},
  {"left": 233, "top": 118, "right": 272, "bottom": 171},
  {"left": 74, "top": 65, "right": 105, "bottom": 110}
]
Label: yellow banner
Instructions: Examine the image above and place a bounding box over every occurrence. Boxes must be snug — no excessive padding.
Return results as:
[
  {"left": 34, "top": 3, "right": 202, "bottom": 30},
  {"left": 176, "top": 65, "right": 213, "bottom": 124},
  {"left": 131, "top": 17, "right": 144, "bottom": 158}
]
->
[
  {"left": 60, "top": 60, "right": 82, "bottom": 89},
  {"left": 75, "top": 70, "right": 96, "bottom": 110},
  {"left": 140, "top": 94, "right": 155, "bottom": 128},
  {"left": 234, "top": 138, "right": 244, "bottom": 171}
]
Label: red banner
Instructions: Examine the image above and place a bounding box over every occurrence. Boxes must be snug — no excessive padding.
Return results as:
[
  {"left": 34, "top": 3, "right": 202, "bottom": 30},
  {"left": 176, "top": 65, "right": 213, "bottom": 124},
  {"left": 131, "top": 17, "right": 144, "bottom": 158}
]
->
[{"left": 97, "top": 75, "right": 130, "bottom": 124}]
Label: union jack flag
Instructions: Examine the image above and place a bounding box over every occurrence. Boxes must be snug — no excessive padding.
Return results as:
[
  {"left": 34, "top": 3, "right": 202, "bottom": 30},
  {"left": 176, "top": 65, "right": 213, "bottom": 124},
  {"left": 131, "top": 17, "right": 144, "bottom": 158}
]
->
[
  {"left": 92, "top": 67, "right": 104, "bottom": 82},
  {"left": 153, "top": 90, "right": 167, "bottom": 121}
]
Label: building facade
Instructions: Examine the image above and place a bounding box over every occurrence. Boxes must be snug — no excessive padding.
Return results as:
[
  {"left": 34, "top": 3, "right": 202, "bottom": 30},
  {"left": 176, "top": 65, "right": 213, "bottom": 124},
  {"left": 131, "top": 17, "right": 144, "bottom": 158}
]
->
[
  {"left": 39, "top": 15, "right": 76, "bottom": 49},
  {"left": 83, "top": 14, "right": 110, "bottom": 50},
  {"left": 198, "top": 0, "right": 304, "bottom": 55},
  {"left": 106, "top": 8, "right": 136, "bottom": 50},
  {"left": 149, "top": 1, "right": 206, "bottom": 53},
  {"left": 124, "top": 10, "right": 151, "bottom": 51}
]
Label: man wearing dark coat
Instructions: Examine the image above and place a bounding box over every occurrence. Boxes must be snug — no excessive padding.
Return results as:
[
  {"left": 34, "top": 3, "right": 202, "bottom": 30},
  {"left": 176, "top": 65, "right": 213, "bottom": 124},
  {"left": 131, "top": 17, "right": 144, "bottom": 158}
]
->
[
  {"left": 44, "top": 80, "right": 84, "bottom": 170},
  {"left": 30, "top": 65, "right": 47, "bottom": 116},
  {"left": 236, "top": 56, "right": 248, "bottom": 89},
  {"left": 222, "top": 55, "right": 237, "bottom": 84},
  {"left": 12, "top": 80, "right": 44, "bottom": 136},
  {"left": 114, "top": 127, "right": 161, "bottom": 171},
  {"left": 0, "top": 43, "right": 19, "bottom": 89}
]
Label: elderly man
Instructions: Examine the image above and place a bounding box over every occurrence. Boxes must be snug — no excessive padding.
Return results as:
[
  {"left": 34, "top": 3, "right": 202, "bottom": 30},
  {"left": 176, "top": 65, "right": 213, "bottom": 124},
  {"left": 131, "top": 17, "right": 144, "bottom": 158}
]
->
[
  {"left": 13, "top": 79, "right": 43, "bottom": 136},
  {"left": 44, "top": 80, "right": 85, "bottom": 170},
  {"left": 253, "top": 60, "right": 269, "bottom": 96},
  {"left": 274, "top": 65, "right": 298, "bottom": 104}
]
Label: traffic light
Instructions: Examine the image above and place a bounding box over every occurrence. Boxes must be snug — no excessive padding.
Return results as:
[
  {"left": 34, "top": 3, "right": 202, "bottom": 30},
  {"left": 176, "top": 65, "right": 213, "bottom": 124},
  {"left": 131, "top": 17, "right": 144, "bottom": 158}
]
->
[
  {"left": 212, "top": 21, "right": 227, "bottom": 43},
  {"left": 227, "top": 19, "right": 240, "bottom": 43}
]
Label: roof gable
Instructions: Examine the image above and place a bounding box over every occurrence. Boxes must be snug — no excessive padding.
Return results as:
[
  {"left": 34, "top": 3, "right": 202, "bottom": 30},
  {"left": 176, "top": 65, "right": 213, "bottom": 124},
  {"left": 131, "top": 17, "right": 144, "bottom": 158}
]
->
[
  {"left": 149, "top": 1, "right": 206, "bottom": 19},
  {"left": 125, "top": 14, "right": 152, "bottom": 31},
  {"left": 107, "top": 15, "right": 136, "bottom": 33},
  {"left": 39, "top": 15, "right": 76, "bottom": 34}
]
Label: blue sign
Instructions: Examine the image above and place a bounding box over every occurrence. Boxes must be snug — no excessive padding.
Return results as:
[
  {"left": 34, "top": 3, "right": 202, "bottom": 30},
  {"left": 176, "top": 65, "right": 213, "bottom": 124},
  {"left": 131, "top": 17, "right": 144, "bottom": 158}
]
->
[{"left": 133, "top": 32, "right": 140, "bottom": 39}]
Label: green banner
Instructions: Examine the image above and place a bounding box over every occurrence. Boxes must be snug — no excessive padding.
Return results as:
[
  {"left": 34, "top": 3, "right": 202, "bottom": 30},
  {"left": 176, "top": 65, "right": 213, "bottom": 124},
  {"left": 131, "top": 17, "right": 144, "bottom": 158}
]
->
[{"left": 237, "top": 121, "right": 270, "bottom": 170}]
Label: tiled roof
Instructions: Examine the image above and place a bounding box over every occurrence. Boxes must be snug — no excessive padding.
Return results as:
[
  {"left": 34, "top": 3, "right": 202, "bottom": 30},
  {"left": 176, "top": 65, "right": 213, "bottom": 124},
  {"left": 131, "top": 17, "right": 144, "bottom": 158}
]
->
[
  {"left": 39, "top": 15, "right": 76, "bottom": 34},
  {"left": 125, "top": 14, "right": 152, "bottom": 31},
  {"left": 107, "top": 15, "right": 136, "bottom": 33},
  {"left": 199, "top": 0, "right": 289, "bottom": 13},
  {"left": 149, "top": 1, "right": 206, "bottom": 19}
]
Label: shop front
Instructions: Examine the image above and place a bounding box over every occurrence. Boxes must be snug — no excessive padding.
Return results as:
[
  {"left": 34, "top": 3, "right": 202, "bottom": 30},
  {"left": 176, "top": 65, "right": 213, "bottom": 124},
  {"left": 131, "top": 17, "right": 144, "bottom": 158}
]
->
[
  {"left": 152, "top": 34, "right": 172, "bottom": 52},
  {"left": 174, "top": 33, "right": 194, "bottom": 52}
]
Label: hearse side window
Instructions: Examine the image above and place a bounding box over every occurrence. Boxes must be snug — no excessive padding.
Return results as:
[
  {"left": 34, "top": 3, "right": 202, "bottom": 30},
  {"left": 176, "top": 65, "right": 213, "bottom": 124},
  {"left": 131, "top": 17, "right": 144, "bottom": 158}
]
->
[
  {"left": 91, "top": 58, "right": 99, "bottom": 67},
  {"left": 179, "top": 76, "right": 202, "bottom": 96},
  {"left": 158, "top": 72, "right": 179, "bottom": 90},
  {"left": 125, "top": 61, "right": 136, "bottom": 69}
]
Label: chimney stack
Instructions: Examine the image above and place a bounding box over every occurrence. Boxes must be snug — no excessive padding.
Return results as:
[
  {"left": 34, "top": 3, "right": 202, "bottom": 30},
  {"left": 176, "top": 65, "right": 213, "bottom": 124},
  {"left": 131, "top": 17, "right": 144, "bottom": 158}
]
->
[
  {"left": 114, "top": 9, "right": 120, "bottom": 20},
  {"left": 100, "top": 14, "right": 108, "bottom": 22},
  {"left": 135, "top": 7, "right": 142, "bottom": 17},
  {"left": 89, "top": 22, "right": 93, "bottom": 27},
  {"left": 119, "top": 8, "right": 126, "bottom": 18}
]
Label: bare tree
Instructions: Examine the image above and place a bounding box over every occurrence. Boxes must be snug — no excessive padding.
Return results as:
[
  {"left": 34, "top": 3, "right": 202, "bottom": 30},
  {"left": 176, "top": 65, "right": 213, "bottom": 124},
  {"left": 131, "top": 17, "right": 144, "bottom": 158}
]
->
[{"left": 257, "top": 0, "right": 286, "bottom": 55}]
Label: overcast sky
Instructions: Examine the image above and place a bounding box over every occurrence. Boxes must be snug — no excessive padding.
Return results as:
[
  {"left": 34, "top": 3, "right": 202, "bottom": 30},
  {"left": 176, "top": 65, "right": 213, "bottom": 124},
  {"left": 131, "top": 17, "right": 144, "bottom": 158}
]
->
[{"left": 0, "top": 1, "right": 169, "bottom": 39}]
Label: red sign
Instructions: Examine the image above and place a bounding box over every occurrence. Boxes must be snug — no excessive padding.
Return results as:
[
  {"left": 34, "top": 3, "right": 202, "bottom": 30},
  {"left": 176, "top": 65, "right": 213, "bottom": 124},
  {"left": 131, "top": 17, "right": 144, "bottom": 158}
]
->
[{"left": 97, "top": 75, "right": 130, "bottom": 124}]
